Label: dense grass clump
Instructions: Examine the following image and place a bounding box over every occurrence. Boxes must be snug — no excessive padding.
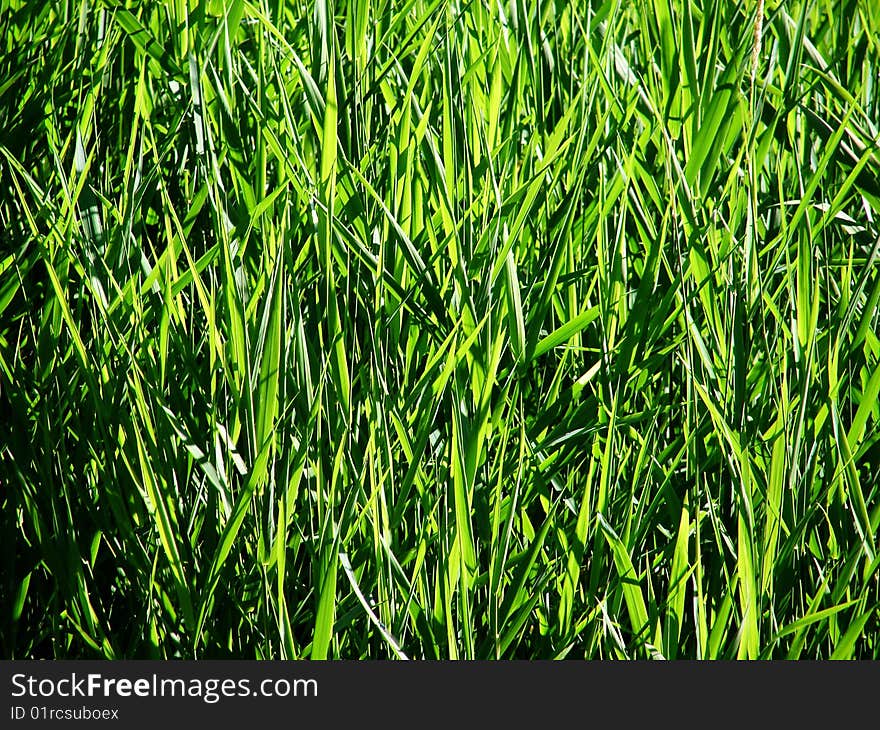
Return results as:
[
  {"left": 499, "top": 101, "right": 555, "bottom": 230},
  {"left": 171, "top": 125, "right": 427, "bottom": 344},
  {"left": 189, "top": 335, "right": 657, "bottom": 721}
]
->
[{"left": 2, "top": 0, "right": 880, "bottom": 659}]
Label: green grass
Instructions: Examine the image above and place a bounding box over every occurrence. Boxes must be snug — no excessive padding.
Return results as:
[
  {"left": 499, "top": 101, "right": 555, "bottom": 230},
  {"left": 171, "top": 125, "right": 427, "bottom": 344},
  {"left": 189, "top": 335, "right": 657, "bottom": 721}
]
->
[{"left": 2, "top": 0, "right": 880, "bottom": 659}]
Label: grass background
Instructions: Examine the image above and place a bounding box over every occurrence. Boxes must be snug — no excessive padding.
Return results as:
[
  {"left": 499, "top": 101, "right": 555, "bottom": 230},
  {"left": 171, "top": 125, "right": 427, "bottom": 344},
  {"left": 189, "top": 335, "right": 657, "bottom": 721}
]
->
[{"left": 2, "top": 0, "right": 880, "bottom": 659}]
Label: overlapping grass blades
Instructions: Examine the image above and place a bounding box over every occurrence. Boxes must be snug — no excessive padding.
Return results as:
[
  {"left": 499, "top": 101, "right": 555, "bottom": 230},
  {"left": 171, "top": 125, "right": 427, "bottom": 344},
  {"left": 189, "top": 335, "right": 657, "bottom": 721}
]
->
[{"left": 2, "top": 0, "right": 880, "bottom": 658}]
